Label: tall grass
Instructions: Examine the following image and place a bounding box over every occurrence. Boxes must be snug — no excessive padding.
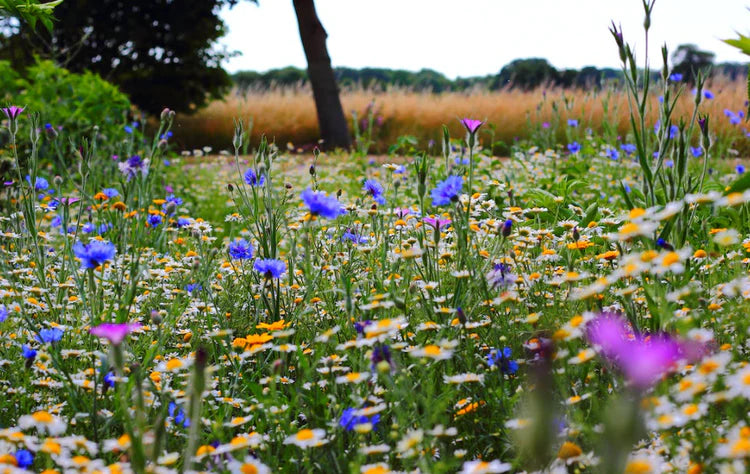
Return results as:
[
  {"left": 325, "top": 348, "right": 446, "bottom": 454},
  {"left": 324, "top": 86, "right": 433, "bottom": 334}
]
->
[{"left": 174, "top": 78, "right": 749, "bottom": 154}]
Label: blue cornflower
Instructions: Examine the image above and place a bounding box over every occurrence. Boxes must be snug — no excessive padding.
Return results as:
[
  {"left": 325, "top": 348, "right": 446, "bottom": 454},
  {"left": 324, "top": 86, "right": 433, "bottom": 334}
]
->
[
  {"left": 124, "top": 125, "right": 133, "bottom": 134},
  {"left": 168, "top": 401, "right": 177, "bottom": 417},
  {"left": 82, "top": 222, "right": 95, "bottom": 234},
  {"left": 73, "top": 240, "right": 116, "bottom": 269},
  {"left": 669, "top": 73, "right": 683, "bottom": 82},
  {"left": 244, "top": 168, "right": 265, "bottom": 187},
  {"left": 737, "top": 165, "right": 746, "bottom": 174},
  {"left": 0, "top": 304, "right": 7, "bottom": 323},
  {"left": 731, "top": 114, "right": 742, "bottom": 125},
  {"left": 185, "top": 283, "right": 202, "bottom": 293},
  {"left": 670, "top": 124, "right": 679, "bottom": 139},
  {"left": 704, "top": 90, "right": 714, "bottom": 99},
  {"left": 690, "top": 147, "right": 703, "bottom": 158},
  {"left": 228, "top": 238, "right": 254, "bottom": 260},
  {"left": 25, "top": 175, "right": 49, "bottom": 191},
  {"left": 487, "top": 347, "right": 518, "bottom": 374},
  {"left": 104, "top": 371, "right": 115, "bottom": 388},
  {"left": 339, "top": 407, "right": 381, "bottom": 431},
  {"left": 430, "top": 175, "right": 463, "bottom": 206},
  {"left": 454, "top": 156, "right": 470, "bottom": 165},
  {"left": 567, "top": 142, "right": 581, "bottom": 154},
  {"left": 607, "top": 148, "right": 620, "bottom": 160},
  {"left": 354, "top": 320, "right": 372, "bottom": 334},
  {"left": 301, "top": 188, "right": 343, "bottom": 219},
  {"left": 665, "top": 159, "right": 674, "bottom": 168},
  {"left": 177, "top": 217, "right": 191, "bottom": 228},
  {"left": 363, "top": 179, "right": 386, "bottom": 205},
  {"left": 98, "top": 223, "right": 111, "bottom": 234},
  {"left": 371, "top": 345, "right": 392, "bottom": 370},
  {"left": 14, "top": 449, "right": 33, "bottom": 469},
  {"left": 36, "top": 328, "right": 64, "bottom": 344},
  {"left": 254, "top": 258, "right": 286, "bottom": 278},
  {"left": 102, "top": 188, "right": 119, "bottom": 198},
  {"left": 22, "top": 344, "right": 37, "bottom": 359},
  {"left": 342, "top": 231, "right": 368, "bottom": 244},
  {"left": 148, "top": 214, "right": 163, "bottom": 227},
  {"left": 51, "top": 215, "right": 62, "bottom": 228},
  {"left": 620, "top": 143, "right": 636, "bottom": 156},
  {"left": 567, "top": 119, "right": 578, "bottom": 127}
]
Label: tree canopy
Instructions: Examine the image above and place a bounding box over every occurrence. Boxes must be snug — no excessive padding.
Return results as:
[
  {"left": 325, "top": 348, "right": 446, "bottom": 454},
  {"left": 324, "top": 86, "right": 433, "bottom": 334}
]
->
[{"left": 0, "top": 0, "right": 254, "bottom": 114}]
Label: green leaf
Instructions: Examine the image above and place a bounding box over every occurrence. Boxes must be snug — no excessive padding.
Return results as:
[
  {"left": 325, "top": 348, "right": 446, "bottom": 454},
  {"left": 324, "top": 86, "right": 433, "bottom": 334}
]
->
[{"left": 725, "top": 171, "right": 750, "bottom": 195}]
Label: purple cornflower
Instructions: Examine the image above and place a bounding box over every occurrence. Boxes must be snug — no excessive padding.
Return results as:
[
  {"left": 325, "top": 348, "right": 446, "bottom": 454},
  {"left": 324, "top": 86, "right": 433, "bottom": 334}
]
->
[
  {"left": 567, "top": 119, "right": 578, "bottom": 127},
  {"left": 102, "top": 188, "right": 119, "bottom": 198},
  {"left": 690, "top": 147, "right": 703, "bottom": 158},
  {"left": 430, "top": 175, "right": 463, "bottom": 206},
  {"left": 486, "top": 262, "right": 516, "bottom": 288},
  {"left": 90, "top": 322, "right": 142, "bottom": 346},
  {"left": 119, "top": 155, "right": 149, "bottom": 180},
  {"left": 228, "top": 238, "right": 254, "bottom": 260},
  {"left": 567, "top": 142, "right": 581, "bottom": 154},
  {"left": 607, "top": 148, "right": 620, "bottom": 160},
  {"left": 460, "top": 118, "right": 483, "bottom": 134},
  {"left": 254, "top": 258, "right": 286, "bottom": 279},
  {"left": 73, "top": 240, "right": 116, "bottom": 269},
  {"left": 244, "top": 168, "right": 265, "bottom": 187},
  {"left": 363, "top": 178, "right": 386, "bottom": 205},
  {"left": 301, "top": 188, "right": 343, "bottom": 219}
]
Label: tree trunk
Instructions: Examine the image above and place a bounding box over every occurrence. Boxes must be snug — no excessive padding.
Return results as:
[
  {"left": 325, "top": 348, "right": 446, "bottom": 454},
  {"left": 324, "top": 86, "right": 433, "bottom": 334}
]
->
[{"left": 292, "top": 0, "right": 351, "bottom": 150}]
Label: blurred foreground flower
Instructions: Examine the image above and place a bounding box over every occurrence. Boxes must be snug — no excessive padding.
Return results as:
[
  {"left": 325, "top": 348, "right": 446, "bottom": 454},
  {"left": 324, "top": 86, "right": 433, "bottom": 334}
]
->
[
  {"left": 90, "top": 322, "right": 142, "bottom": 346},
  {"left": 586, "top": 313, "right": 703, "bottom": 389}
]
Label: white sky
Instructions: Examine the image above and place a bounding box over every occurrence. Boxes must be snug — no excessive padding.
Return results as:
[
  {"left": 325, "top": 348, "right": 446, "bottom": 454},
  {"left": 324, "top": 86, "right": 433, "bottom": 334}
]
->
[{"left": 219, "top": 0, "right": 750, "bottom": 78}]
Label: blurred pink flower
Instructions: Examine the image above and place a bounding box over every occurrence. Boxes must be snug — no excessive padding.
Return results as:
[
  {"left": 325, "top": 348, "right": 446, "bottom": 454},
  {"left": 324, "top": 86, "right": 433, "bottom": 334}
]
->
[
  {"left": 586, "top": 313, "right": 701, "bottom": 390},
  {"left": 90, "top": 322, "right": 142, "bottom": 346}
]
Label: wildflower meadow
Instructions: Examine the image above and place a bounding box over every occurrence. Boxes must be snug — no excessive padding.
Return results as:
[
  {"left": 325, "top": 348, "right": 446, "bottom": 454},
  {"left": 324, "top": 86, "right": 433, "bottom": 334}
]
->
[{"left": 3, "top": 2, "right": 750, "bottom": 473}]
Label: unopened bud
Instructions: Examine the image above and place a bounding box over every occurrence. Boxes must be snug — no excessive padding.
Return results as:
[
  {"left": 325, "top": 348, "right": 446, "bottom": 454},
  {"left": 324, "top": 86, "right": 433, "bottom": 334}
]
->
[{"left": 160, "top": 108, "right": 171, "bottom": 121}]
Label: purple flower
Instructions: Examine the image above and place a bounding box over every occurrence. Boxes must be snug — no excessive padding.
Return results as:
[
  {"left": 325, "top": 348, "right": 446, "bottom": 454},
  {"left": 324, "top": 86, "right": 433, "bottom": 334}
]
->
[
  {"left": 423, "top": 216, "right": 451, "bottom": 230},
  {"left": 119, "top": 155, "right": 149, "bottom": 180},
  {"left": 607, "top": 148, "right": 620, "bottom": 160},
  {"left": 704, "top": 90, "right": 714, "bottom": 99},
  {"left": 228, "top": 238, "right": 254, "bottom": 260},
  {"left": 501, "top": 219, "right": 513, "bottom": 237},
  {"left": 342, "top": 230, "right": 368, "bottom": 244},
  {"left": 363, "top": 178, "right": 386, "bottom": 205},
  {"left": 460, "top": 118, "right": 483, "bottom": 134},
  {"left": 244, "top": 168, "right": 265, "bottom": 187},
  {"left": 430, "top": 175, "right": 463, "bottom": 206},
  {"left": 73, "top": 240, "right": 116, "bottom": 269},
  {"left": 14, "top": 449, "right": 33, "bottom": 469},
  {"left": 586, "top": 313, "right": 700, "bottom": 389},
  {"left": 339, "top": 407, "right": 381, "bottom": 432},
  {"left": 620, "top": 143, "right": 636, "bottom": 156},
  {"left": 2, "top": 106, "right": 24, "bottom": 120},
  {"left": 487, "top": 347, "right": 518, "bottom": 374},
  {"left": 668, "top": 73, "right": 683, "bottom": 82},
  {"left": 486, "top": 262, "right": 516, "bottom": 288},
  {"left": 737, "top": 164, "right": 746, "bottom": 174},
  {"left": 254, "top": 258, "right": 286, "bottom": 279},
  {"left": 0, "top": 304, "right": 6, "bottom": 323},
  {"left": 90, "top": 322, "right": 142, "bottom": 346},
  {"left": 567, "top": 119, "right": 579, "bottom": 127},
  {"left": 690, "top": 147, "right": 703, "bottom": 158},
  {"left": 147, "top": 214, "right": 163, "bottom": 227},
  {"left": 301, "top": 188, "right": 343, "bottom": 219},
  {"left": 567, "top": 142, "right": 581, "bottom": 154}
]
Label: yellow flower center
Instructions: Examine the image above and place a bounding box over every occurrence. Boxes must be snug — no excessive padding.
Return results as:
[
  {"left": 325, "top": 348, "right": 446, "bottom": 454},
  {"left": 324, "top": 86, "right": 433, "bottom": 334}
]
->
[{"left": 296, "top": 429, "right": 315, "bottom": 441}]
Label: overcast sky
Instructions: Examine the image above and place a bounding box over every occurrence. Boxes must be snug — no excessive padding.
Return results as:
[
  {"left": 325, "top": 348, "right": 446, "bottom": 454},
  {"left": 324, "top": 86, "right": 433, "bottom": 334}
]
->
[{"left": 219, "top": 0, "right": 750, "bottom": 78}]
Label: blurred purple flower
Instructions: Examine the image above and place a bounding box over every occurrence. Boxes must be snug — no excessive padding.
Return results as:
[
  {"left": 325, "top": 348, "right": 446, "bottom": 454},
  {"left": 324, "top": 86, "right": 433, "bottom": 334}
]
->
[
  {"left": 460, "top": 118, "right": 483, "bottom": 134},
  {"left": 90, "top": 322, "right": 142, "bottom": 346}
]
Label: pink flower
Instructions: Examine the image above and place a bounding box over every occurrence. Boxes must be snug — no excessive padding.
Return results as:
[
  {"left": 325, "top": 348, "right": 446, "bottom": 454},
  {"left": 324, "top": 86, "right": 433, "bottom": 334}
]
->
[
  {"left": 423, "top": 216, "right": 451, "bottom": 230},
  {"left": 2, "top": 106, "right": 24, "bottom": 120},
  {"left": 586, "top": 313, "right": 701, "bottom": 390},
  {"left": 460, "top": 118, "right": 484, "bottom": 134},
  {"left": 90, "top": 322, "right": 142, "bottom": 346}
]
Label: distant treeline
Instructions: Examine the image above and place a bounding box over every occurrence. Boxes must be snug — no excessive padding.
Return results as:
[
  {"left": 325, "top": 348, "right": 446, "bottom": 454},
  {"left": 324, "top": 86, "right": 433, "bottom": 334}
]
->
[{"left": 232, "top": 58, "right": 747, "bottom": 92}]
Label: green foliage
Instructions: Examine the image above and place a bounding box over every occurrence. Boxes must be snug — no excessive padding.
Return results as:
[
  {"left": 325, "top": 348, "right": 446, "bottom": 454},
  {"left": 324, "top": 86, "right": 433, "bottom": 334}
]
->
[
  {"left": 0, "top": 0, "right": 248, "bottom": 115},
  {"left": 0, "top": 0, "right": 62, "bottom": 31},
  {"left": 0, "top": 59, "right": 131, "bottom": 173}
]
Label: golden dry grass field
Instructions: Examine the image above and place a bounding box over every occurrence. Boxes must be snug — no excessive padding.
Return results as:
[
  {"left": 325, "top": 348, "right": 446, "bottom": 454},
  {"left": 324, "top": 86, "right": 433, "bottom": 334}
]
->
[{"left": 173, "top": 78, "right": 750, "bottom": 154}]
